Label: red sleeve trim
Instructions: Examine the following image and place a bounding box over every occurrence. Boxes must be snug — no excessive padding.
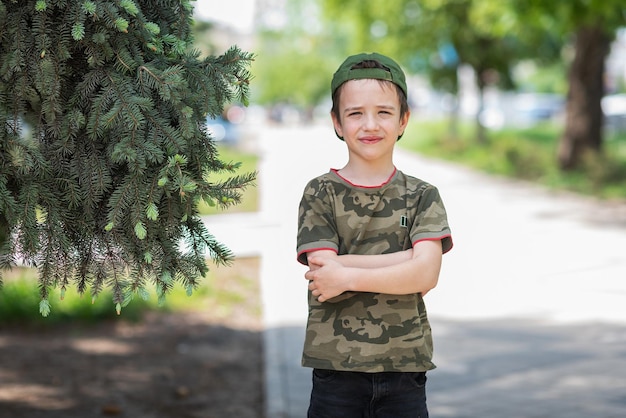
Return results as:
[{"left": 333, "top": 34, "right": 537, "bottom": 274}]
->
[
  {"left": 413, "top": 234, "right": 454, "bottom": 254},
  {"left": 296, "top": 247, "right": 338, "bottom": 265}
]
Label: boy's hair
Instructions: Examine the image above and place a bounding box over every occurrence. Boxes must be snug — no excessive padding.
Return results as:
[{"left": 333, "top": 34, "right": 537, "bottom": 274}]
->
[{"left": 331, "top": 53, "right": 409, "bottom": 125}]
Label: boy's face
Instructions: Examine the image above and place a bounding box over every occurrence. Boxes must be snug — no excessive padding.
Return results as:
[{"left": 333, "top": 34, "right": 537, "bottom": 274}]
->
[{"left": 332, "top": 79, "right": 409, "bottom": 162}]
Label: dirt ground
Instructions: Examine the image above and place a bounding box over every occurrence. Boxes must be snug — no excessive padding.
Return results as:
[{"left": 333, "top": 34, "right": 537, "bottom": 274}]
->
[{"left": 0, "top": 259, "right": 265, "bottom": 418}]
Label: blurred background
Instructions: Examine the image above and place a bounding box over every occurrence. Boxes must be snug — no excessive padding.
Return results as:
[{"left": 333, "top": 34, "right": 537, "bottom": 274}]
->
[
  {"left": 194, "top": 0, "right": 626, "bottom": 198},
  {"left": 2, "top": 2, "right": 624, "bottom": 417},
  {"left": 191, "top": 2, "right": 626, "bottom": 417}
]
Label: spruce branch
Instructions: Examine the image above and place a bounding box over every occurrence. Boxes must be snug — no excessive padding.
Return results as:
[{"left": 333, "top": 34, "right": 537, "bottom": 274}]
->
[{"left": 0, "top": 0, "right": 256, "bottom": 314}]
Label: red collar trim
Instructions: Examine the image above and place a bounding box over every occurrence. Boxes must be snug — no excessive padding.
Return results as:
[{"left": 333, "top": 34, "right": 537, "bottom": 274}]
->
[{"left": 331, "top": 167, "right": 397, "bottom": 188}]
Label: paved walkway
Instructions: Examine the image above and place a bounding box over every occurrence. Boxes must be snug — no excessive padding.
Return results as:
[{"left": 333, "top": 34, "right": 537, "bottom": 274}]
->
[{"left": 204, "top": 123, "right": 626, "bottom": 418}]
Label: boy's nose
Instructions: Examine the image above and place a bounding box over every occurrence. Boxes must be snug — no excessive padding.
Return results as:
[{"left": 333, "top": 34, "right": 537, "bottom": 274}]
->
[{"left": 363, "top": 113, "right": 379, "bottom": 130}]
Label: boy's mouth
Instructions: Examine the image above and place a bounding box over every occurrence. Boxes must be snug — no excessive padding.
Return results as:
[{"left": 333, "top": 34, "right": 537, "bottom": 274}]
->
[{"left": 359, "top": 136, "right": 383, "bottom": 144}]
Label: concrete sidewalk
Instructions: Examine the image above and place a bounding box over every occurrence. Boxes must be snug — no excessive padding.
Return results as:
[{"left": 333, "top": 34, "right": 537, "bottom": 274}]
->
[{"left": 204, "top": 124, "right": 626, "bottom": 418}]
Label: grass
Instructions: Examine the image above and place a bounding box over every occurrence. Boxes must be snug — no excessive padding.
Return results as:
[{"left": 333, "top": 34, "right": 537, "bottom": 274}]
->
[
  {"left": 198, "top": 145, "right": 259, "bottom": 215},
  {"left": 0, "top": 144, "right": 261, "bottom": 325},
  {"left": 401, "top": 118, "right": 626, "bottom": 200},
  {"left": 0, "top": 257, "right": 261, "bottom": 326}
]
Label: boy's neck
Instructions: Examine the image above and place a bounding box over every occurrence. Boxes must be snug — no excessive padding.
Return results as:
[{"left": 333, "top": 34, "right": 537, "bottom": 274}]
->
[{"left": 337, "top": 162, "right": 396, "bottom": 187}]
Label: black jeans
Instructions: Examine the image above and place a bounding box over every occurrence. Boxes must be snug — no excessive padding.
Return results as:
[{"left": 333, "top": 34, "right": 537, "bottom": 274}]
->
[{"left": 307, "top": 369, "right": 429, "bottom": 418}]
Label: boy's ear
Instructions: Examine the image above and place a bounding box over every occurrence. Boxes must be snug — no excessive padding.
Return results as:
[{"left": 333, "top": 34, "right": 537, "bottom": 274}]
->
[
  {"left": 331, "top": 111, "right": 344, "bottom": 140},
  {"left": 398, "top": 110, "right": 411, "bottom": 140}
]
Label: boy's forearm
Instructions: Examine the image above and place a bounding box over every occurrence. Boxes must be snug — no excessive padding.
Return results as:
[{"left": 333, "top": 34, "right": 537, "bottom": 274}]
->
[
  {"left": 344, "top": 241, "right": 442, "bottom": 295},
  {"left": 345, "top": 254, "right": 440, "bottom": 295},
  {"left": 306, "top": 241, "right": 442, "bottom": 301},
  {"left": 336, "top": 249, "right": 413, "bottom": 268}
]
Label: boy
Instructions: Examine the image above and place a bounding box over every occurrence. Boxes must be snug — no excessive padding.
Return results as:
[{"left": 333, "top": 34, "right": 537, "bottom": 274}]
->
[{"left": 296, "top": 52, "right": 453, "bottom": 418}]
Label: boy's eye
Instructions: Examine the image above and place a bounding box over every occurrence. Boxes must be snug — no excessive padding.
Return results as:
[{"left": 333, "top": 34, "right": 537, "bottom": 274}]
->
[{"left": 347, "top": 111, "right": 361, "bottom": 117}]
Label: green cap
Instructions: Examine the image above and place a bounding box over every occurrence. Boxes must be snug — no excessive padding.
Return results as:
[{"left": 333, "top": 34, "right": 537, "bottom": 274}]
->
[{"left": 331, "top": 52, "right": 407, "bottom": 98}]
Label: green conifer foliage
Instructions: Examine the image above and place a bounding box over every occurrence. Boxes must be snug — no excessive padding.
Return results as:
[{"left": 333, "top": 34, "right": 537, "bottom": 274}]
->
[{"left": 0, "top": 0, "right": 255, "bottom": 315}]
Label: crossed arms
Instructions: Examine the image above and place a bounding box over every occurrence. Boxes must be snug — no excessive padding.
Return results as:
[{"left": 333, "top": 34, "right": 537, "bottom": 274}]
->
[{"left": 304, "top": 239, "right": 443, "bottom": 303}]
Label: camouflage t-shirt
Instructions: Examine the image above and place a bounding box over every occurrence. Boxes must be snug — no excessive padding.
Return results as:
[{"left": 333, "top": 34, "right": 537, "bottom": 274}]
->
[{"left": 297, "top": 168, "right": 452, "bottom": 372}]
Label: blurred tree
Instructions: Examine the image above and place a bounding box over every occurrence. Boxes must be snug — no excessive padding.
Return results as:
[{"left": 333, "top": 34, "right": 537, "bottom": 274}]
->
[
  {"left": 253, "top": 49, "right": 333, "bottom": 120},
  {"left": 321, "top": 0, "right": 562, "bottom": 143},
  {"left": 321, "top": 0, "right": 625, "bottom": 170},
  {"left": 191, "top": 19, "right": 219, "bottom": 58},
  {"left": 509, "top": 0, "right": 625, "bottom": 170},
  {"left": 0, "top": 0, "right": 255, "bottom": 315},
  {"left": 253, "top": 0, "right": 338, "bottom": 121}
]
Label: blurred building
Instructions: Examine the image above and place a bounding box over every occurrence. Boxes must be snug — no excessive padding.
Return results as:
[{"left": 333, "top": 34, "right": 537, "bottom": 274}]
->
[
  {"left": 193, "top": 0, "right": 257, "bottom": 53},
  {"left": 254, "top": 0, "right": 289, "bottom": 31}
]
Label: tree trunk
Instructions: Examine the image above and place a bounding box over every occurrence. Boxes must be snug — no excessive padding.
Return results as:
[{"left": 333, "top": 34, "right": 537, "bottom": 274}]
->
[
  {"left": 447, "top": 103, "right": 459, "bottom": 139},
  {"left": 557, "top": 26, "right": 611, "bottom": 170},
  {"left": 475, "top": 70, "right": 488, "bottom": 145}
]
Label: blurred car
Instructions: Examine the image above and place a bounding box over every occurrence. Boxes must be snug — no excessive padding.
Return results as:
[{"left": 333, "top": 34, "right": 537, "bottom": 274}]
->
[
  {"left": 206, "top": 115, "right": 239, "bottom": 144},
  {"left": 602, "top": 94, "right": 626, "bottom": 133},
  {"left": 206, "top": 105, "right": 246, "bottom": 145},
  {"left": 477, "top": 93, "right": 565, "bottom": 129},
  {"left": 514, "top": 93, "right": 565, "bottom": 124}
]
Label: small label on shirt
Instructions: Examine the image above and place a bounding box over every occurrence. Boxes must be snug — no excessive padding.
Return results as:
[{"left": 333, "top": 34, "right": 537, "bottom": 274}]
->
[{"left": 400, "top": 215, "right": 408, "bottom": 228}]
